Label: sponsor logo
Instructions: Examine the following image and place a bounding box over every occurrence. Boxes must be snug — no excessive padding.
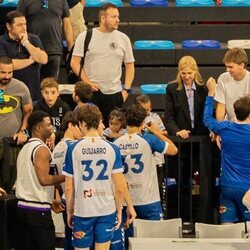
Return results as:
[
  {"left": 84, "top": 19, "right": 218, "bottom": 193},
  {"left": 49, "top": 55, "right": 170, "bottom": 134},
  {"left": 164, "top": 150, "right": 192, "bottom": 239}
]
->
[
  {"left": 83, "top": 189, "right": 106, "bottom": 198},
  {"left": 106, "top": 227, "right": 114, "bottom": 232},
  {"left": 129, "top": 181, "right": 143, "bottom": 189},
  {"left": 83, "top": 189, "right": 92, "bottom": 198},
  {"left": 74, "top": 231, "right": 85, "bottom": 239}
]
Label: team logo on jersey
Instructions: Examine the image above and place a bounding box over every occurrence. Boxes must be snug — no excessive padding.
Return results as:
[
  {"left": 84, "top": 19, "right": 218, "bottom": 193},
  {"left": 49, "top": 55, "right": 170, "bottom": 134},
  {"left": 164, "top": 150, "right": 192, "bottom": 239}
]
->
[
  {"left": 110, "top": 42, "right": 118, "bottom": 50},
  {"left": 0, "top": 95, "right": 19, "bottom": 114},
  {"left": 74, "top": 231, "right": 85, "bottom": 239},
  {"left": 219, "top": 206, "right": 227, "bottom": 214}
]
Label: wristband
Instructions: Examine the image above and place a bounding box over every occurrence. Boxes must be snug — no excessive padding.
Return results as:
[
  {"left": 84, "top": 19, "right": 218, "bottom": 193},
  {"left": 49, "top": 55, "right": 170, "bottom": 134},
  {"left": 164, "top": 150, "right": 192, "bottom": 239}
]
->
[
  {"left": 123, "top": 88, "right": 132, "bottom": 94},
  {"left": 20, "top": 129, "right": 29, "bottom": 136}
]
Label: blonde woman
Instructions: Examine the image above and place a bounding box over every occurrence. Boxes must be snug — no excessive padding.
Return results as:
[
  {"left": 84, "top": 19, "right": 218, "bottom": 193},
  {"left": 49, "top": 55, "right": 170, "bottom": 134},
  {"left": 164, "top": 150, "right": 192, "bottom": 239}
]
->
[{"left": 163, "top": 56, "right": 210, "bottom": 226}]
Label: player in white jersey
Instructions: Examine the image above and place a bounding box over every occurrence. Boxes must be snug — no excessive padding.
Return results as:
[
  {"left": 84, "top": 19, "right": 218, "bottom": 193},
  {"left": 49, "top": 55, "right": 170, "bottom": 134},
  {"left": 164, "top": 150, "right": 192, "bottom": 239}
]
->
[
  {"left": 63, "top": 104, "right": 135, "bottom": 250},
  {"left": 15, "top": 111, "right": 65, "bottom": 250},
  {"left": 136, "top": 94, "right": 168, "bottom": 208},
  {"left": 111, "top": 104, "right": 177, "bottom": 250},
  {"left": 51, "top": 111, "right": 82, "bottom": 250}
]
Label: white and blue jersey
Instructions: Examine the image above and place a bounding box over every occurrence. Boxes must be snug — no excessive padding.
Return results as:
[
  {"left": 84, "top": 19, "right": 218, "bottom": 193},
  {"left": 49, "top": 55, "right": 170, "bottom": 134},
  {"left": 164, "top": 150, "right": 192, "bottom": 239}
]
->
[
  {"left": 144, "top": 112, "right": 166, "bottom": 166},
  {"left": 203, "top": 96, "right": 250, "bottom": 189},
  {"left": 63, "top": 137, "right": 123, "bottom": 217},
  {"left": 52, "top": 138, "right": 73, "bottom": 174},
  {"left": 51, "top": 138, "right": 73, "bottom": 194},
  {"left": 114, "top": 133, "right": 168, "bottom": 206}
]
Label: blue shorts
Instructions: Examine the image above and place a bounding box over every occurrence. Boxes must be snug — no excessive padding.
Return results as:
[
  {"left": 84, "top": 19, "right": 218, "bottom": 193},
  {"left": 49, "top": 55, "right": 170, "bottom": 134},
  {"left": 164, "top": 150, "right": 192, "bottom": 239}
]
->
[
  {"left": 134, "top": 201, "right": 163, "bottom": 220},
  {"left": 72, "top": 212, "right": 116, "bottom": 248},
  {"left": 110, "top": 201, "right": 163, "bottom": 250},
  {"left": 220, "top": 186, "right": 250, "bottom": 223}
]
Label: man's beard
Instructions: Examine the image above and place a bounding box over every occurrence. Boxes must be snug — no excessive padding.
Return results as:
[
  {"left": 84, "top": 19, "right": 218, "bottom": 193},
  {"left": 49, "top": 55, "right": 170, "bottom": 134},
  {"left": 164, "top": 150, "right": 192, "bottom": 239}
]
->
[{"left": 0, "top": 78, "right": 11, "bottom": 85}]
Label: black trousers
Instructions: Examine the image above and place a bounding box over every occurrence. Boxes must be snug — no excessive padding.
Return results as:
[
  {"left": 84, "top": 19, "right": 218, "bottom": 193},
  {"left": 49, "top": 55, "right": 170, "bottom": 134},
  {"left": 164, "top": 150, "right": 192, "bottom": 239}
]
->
[
  {"left": 92, "top": 90, "right": 124, "bottom": 127},
  {"left": 0, "top": 138, "right": 21, "bottom": 193},
  {"left": 16, "top": 208, "right": 55, "bottom": 250}
]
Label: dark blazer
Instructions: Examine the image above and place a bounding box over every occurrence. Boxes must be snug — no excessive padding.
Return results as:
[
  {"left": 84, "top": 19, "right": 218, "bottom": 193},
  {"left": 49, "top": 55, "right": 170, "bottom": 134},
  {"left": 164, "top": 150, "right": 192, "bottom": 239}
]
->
[{"left": 164, "top": 82, "right": 209, "bottom": 136}]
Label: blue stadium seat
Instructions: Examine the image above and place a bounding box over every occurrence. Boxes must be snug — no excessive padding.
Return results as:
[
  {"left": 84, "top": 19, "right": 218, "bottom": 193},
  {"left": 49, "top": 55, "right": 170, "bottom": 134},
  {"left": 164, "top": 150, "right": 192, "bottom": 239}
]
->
[
  {"left": 140, "top": 84, "right": 167, "bottom": 94},
  {"left": 130, "top": 0, "right": 168, "bottom": 6},
  {"left": 222, "top": 0, "right": 250, "bottom": 6},
  {"left": 0, "top": 0, "right": 18, "bottom": 7},
  {"left": 182, "top": 40, "right": 221, "bottom": 49},
  {"left": 86, "top": 0, "right": 123, "bottom": 7},
  {"left": 134, "top": 40, "right": 175, "bottom": 50},
  {"left": 176, "top": 0, "right": 214, "bottom": 6}
]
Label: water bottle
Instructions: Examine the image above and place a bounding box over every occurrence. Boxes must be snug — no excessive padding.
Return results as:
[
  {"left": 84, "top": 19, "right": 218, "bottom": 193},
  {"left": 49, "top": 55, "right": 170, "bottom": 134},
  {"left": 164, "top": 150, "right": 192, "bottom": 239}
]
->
[{"left": 0, "top": 89, "right": 4, "bottom": 104}]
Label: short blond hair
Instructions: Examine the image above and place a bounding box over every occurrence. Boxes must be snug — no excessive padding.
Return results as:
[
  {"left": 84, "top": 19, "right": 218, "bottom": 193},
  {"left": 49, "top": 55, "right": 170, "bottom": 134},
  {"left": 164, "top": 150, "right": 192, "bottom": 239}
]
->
[
  {"left": 41, "top": 77, "right": 59, "bottom": 90},
  {"left": 223, "top": 48, "right": 248, "bottom": 67}
]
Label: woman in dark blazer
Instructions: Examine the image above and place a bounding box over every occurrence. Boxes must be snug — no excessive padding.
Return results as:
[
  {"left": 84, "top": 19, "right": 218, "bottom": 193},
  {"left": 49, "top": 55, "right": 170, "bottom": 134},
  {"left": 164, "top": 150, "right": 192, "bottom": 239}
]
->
[
  {"left": 164, "top": 56, "right": 208, "bottom": 137},
  {"left": 164, "top": 56, "right": 210, "bottom": 227}
]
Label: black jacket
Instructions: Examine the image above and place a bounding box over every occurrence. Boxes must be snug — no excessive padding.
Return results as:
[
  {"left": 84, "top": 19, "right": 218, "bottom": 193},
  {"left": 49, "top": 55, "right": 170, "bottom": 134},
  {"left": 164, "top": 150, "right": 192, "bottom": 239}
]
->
[
  {"left": 164, "top": 82, "right": 209, "bottom": 136},
  {"left": 34, "top": 97, "right": 70, "bottom": 133}
]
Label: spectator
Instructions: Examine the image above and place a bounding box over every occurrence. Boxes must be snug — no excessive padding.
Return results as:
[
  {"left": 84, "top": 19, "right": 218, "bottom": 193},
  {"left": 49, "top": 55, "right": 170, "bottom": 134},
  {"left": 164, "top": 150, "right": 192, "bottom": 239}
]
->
[
  {"left": 67, "top": 0, "right": 87, "bottom": 42},
  {"left": 0, "top": 10, "right": 48, "bottom": 103},
  {"left": 34, "top": 77, "right": 70, "bottom": 147},
  {"left": 113, "top": 104, "right": 177, "bottom": 249},
  {"left": 164, "top": 56, "right": 208, "bottom": 137},
  {"left": 72, "top": 80, "right": 93, "bottom": 112},
  {"left": 215, "top": 48, "right": 250, "bottom": 122},
  {"left": 0, "top": 56, "right": 32, "bottom": 192},
  {"left": 103, "top": 108, "right": 126, "bottom": 142},
  {"left": 71, "top": 3, "right": 135, "bottom": 126},
  {"left": 63, "top": 104, "right": 135, "bottom": 250},
  {"left": 51, "top": 111, "right": 82, "bottom": 250},
  {"left": 17, "top": 0, "right": 74, "bottom": 80},
  {"left": 15, "top": 110, "right": 65, "bottom": 250},
  {"left": 163, "top": 55, "right": 209, "bottom": 225},
  {"left": 204, "top": 77, "right": 250, "bottom": 223}
]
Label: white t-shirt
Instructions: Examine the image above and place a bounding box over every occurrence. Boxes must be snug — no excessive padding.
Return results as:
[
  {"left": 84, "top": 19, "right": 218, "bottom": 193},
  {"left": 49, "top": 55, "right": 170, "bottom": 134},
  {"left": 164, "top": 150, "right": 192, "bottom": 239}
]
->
[
  {"left": 214, "top": 71, "right": 250, "bottom": 121},
  {"left": 73, "top": 28, "right": 135, "bottom": 94},
  {"left": 63, "top": 137, "right": 123, "bottom": 217},
  {"left": 114, "top": 133, "right": 168, "bottom": 206}
]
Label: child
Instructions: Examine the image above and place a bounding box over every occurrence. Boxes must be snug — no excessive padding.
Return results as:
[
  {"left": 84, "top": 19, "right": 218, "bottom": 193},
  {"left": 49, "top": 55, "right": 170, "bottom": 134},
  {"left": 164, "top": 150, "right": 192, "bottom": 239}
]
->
[
  {"left": 34, "top": 77, "right": 70, "bottom": 148},
  {"left": 72, "top": 81, "right": 93, "bottom": 112},
  {"left": 136, "top": 94, "right": 168, "bottom": 210},
  {"left": 103, "top": 108, "right": 127, "bottom": 142}
]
